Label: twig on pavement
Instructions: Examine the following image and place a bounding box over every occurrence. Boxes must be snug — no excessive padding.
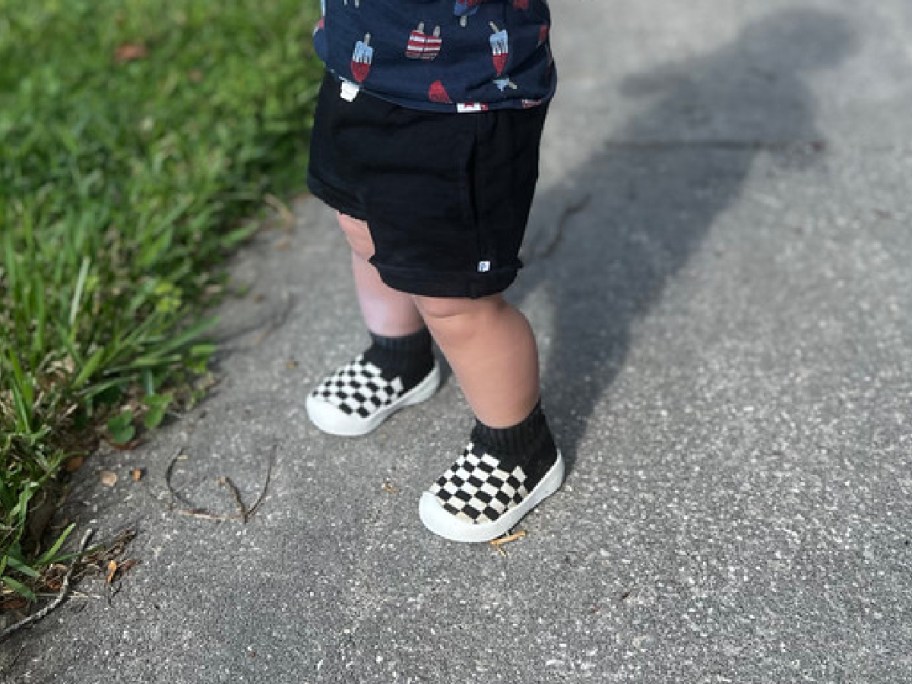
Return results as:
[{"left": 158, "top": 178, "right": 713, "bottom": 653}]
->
[
  {"left": 244, "top": 443, "right": 276, "bottom": 522},
  {"left": 489, "top": 530, "right": 527, "bottom": 557},
  {"left": 165, "top": 444, "right": 275, "bottom": 524}
]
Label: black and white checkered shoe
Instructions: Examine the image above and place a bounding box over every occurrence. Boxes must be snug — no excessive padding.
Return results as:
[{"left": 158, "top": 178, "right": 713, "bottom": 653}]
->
[
  {"left": 419, "top": 441, "right": 565, "bottom": 542},
  {"left": 306, "top": 354, "right": 440, "bottom": 437}
]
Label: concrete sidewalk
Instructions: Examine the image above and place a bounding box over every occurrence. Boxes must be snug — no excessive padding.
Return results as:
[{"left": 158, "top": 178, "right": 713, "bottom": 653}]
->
[{"left": 4, "top": 2, "right": 911, "bottom": 682}]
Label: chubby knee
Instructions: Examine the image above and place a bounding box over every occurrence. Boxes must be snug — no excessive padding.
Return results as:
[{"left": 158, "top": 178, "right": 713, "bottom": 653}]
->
[
  {"left": 413, "top": 294, "right": 505, "bottom": 324},
  {"left": 336, "top": 212, "right": 375, "bottom": 261}
]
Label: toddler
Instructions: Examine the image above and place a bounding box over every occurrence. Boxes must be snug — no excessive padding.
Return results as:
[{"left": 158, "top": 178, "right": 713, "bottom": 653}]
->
[{"left": 306, "top": 0, "right": 563, "bottom": 542}]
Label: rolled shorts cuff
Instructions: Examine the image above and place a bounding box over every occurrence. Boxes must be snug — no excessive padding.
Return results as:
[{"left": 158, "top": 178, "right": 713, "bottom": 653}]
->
[
  {"left": 307, "top": 172, "right": 367, "bottom": 223},
  {"left": 371, "top": 261, "right": 520, "bottom": 299}
]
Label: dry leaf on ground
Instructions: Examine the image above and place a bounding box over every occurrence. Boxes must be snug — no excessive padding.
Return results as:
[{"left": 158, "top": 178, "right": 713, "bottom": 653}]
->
[
  {"left": 65, "top": 456, "right": 85, "bottom": 472},
  {"left": 1, "top": 597, "right": 29, "bottom": 613},
  {"left": 43, "top": 564, "right": 69, "bottom": 592},
  {"left": 114, "top": 42, "right": 147, "bottom": 63}
]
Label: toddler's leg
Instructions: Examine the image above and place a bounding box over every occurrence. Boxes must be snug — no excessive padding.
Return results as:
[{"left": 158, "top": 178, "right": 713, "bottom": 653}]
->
[
  {"left": 414, "top": 294, "right": 563, "bottom": 543},
  {"left": 412, "top": 294, "right": 539, "bottom": 427},
  {"left": 305, "top": 214, "right": 439, "bottom": 436},
  {"left": 336, "top": 213, "right": 423, "bottom": 336}
]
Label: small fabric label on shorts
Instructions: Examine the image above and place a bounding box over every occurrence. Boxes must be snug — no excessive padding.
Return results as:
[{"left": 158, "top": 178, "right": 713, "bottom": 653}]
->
[
  {"left": 477, "top": 260, "right": 491, "bottom": 273},
  {"left": 340, "top": 80, "right": 361, "bottom": 102}
]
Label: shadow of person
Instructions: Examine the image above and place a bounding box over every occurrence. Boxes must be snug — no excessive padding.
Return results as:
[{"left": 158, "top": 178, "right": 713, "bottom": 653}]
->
[{"left": 514, "top": 9, "right": 857, "bottom": 473}]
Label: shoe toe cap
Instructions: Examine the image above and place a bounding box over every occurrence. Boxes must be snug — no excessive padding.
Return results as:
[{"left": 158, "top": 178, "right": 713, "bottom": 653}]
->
[
  {"left": 305, "top": 394, "right": 364, "bottom": 436},
  {"left": 305, "top": 393, "right": 338, "bottom": 420},
  {"left": 418, "top": 492, "right": 460, "bottom": 539},
  {"left": 419, "top": 492, "right": 498, "bottom": 543}
]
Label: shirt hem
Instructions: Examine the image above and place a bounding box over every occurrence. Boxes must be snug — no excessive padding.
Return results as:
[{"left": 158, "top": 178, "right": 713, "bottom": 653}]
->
[{"left": 323, "top": 68, "right": 557, "bottom": 114}]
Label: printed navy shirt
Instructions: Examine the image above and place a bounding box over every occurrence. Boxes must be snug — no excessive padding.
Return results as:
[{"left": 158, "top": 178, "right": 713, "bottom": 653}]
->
[{"left": 312, "top": 0, "right": 556, "bottom": 112}]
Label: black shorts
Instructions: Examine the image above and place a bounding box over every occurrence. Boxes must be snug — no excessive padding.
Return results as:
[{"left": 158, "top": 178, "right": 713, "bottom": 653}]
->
[{"left": 307, "top": 72, "right": 549, "bottom": 299}]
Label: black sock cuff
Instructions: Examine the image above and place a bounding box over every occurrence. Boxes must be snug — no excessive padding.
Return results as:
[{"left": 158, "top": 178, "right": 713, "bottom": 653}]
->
[
  {"left": 363, "top": 328, "right": 434, "bottom": 388},
  {"left": 471, "top": 402, "right": 558, "bottom": 485},
  {"left": 471, "top": 401, "right": 551, "bottom": 459},
  {"left": 369, "top": 328, "right": 432, "bottom": 354}
]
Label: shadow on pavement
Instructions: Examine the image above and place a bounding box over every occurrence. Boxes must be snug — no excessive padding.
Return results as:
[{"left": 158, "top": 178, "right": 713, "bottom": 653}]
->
[{"left": 516, "top": 9, "right": 857, "bottom": 472}]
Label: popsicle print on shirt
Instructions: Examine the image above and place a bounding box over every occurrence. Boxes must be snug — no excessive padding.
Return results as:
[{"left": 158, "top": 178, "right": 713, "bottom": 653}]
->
[
  {"left": 351, "top": 33, "right": 373, "bottom": 83},
  {"left": 428, "top": 80, "right": 453, "bottom": 104},
  {"left": 406, "top": 23, "right": 443, "bottom": 60},
  {"left": 454, "top": 0, "right": 484, "bottom": 27},
  {"left": 488, "top": 22, "right": 510, "bottom": 76}
]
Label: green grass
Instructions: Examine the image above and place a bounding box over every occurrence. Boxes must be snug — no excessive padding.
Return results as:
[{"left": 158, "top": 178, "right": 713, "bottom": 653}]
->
[{"left": 0, "top": 0, "right": 322, "bottom": 600}]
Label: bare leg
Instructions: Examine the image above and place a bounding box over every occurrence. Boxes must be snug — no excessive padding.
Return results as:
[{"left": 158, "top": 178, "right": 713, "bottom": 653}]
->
[
  {"left": 336, "top": 212, "right": 424, "bottom": 336},
  {"left": 413, "top": 294, "right": 540, "bottom": 428}
]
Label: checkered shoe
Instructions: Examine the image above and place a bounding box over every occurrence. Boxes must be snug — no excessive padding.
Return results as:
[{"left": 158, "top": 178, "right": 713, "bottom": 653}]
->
[
  {"left": 419, "top": 441, "right": 565, "bottom": 542},
  {"left": 306, "top": 354, "right": 440, "bottom": 436}
]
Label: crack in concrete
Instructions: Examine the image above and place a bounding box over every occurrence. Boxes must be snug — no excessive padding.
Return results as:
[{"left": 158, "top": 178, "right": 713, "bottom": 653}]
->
[
  {"left": 212, "top": 291, "right": 297, "bottom": 357},
  {"left": 527, "top": 193, "right": 593, "bottom": 263}
]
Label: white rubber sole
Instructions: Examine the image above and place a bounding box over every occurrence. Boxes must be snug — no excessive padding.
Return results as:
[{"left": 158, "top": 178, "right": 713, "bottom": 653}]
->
[
  {"left": 418, "top": 451, "right": 565, "bottom": 543},
  {"left": 306, "top": 363, "right": 441, "bottom": 437}
]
